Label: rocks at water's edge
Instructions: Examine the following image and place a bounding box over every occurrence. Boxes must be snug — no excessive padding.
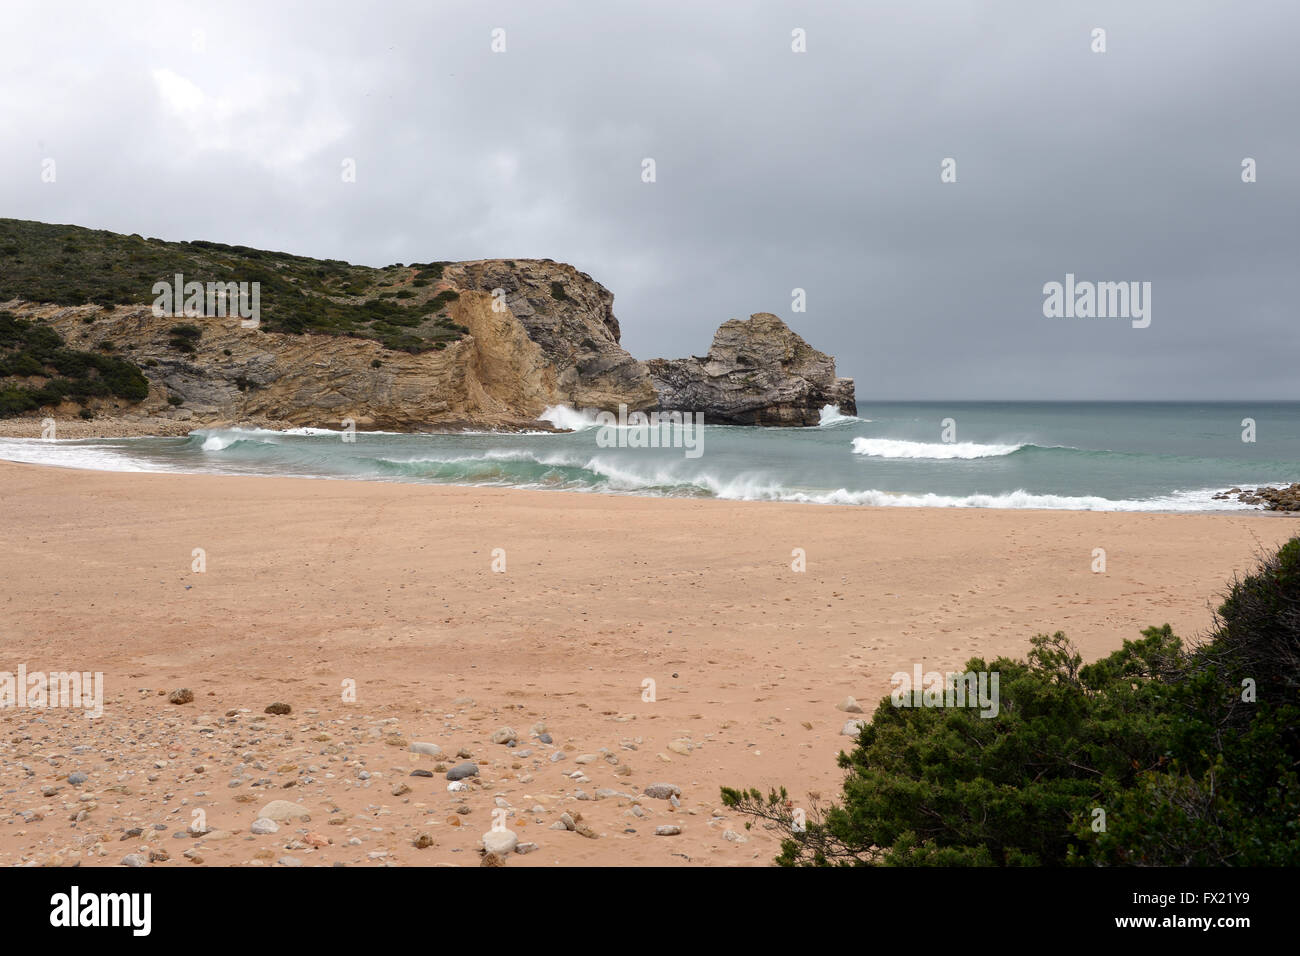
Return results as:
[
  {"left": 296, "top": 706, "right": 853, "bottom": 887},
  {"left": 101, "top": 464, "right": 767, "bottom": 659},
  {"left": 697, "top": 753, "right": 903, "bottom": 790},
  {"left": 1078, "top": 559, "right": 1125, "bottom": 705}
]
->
[
  {"left": 646, "top": 313, "right": 856, "bottom": 426},
  {"left": 1213, "top": 484, "right": 1300, "bottom": 512}
]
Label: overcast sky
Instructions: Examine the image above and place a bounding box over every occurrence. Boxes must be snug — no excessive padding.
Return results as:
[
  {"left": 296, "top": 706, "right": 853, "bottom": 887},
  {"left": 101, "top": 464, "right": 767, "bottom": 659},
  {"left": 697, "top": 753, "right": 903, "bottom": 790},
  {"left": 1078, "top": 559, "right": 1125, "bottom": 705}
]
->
[{"left": 3, "top": 1, "right": 1296, "bottom": 400}]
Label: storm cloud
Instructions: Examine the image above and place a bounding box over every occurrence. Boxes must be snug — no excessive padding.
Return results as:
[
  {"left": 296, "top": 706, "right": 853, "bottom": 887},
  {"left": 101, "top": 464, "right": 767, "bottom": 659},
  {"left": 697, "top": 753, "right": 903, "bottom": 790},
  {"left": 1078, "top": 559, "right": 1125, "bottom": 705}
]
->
[{"left": 2, "top": 0, "right": 1296, "bottom": 399}]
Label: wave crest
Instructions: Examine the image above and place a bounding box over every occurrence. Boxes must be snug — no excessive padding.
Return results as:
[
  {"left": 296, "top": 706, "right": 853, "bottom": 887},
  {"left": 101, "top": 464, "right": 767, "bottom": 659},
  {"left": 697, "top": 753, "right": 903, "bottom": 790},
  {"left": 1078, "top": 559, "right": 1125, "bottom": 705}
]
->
[
  {"left": 851, "top": 437, "right": 1025, "bottom": 459},
  {"left": 538, "top": 405, "right": 602, "bottom": 431},
  {"left": 818, "top": 405, "right": 869, "bottom": 426}
]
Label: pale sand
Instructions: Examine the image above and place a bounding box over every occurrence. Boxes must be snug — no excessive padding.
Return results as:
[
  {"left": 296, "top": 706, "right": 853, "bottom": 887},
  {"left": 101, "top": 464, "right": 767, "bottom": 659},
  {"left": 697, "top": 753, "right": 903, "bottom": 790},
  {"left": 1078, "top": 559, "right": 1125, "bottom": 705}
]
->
[{"left": 0, "top": 459, "right": 1294, "bottom": 867}]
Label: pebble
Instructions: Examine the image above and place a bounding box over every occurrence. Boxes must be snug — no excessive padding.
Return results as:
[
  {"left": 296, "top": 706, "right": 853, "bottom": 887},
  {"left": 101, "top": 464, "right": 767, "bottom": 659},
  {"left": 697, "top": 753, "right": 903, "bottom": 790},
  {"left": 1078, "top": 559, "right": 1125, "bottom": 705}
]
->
[
  {"left": 490, "top": 727, "right": 518, "bottom": 745},
  {"left": 445, "top": 761, "right": 479, "bottom": 781},
  {"left": 250, "top": 818, "right": 279, "bottom": 834},
  {"left": 654, "top": 825, "right": 682, "bottom": 836},
  {"left": 67, "top": 772, "right": 88, "bottom": 786},
  {"left": 644, "top": 783, "right": 681, "bottom": 800},
  {"left": 841, "top": 719, "right": 868, "bottom": 736},
  {"left": 277, "top": 856, "right": 302, "bottom": 867},
  {"left": 837, "top": 696, "right": 864, "bottom": 714},
  {"left": 257, "top": 799, "right": 310, "bottom": 822},
  {"left": 482, "top": 829, "right": 518, "bottom": 855},
  {"left": 121, "top": 853, "right": 148, "bottom": 867},
  {"left": 167, "top": 689, "right": 194, "bottom": 705},
  {"left": 409, "top": 742, "right": 443, "bottom": 757}
]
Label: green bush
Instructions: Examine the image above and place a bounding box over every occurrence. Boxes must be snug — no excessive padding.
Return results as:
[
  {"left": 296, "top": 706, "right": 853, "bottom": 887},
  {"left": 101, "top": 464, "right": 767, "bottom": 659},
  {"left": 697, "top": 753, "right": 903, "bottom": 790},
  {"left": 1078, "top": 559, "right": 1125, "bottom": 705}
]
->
[
  {"left": 723, "top": 538, "right": 1300, "bottom": 866},
  {"left": 0, "top": 218, "right": 469, "bottom": 353},
  {"left": 0, "top": 311, "right": 148, "bottom": 415},
  {"left": 169, "top": 323, "right": 202, "bottom": 341}
]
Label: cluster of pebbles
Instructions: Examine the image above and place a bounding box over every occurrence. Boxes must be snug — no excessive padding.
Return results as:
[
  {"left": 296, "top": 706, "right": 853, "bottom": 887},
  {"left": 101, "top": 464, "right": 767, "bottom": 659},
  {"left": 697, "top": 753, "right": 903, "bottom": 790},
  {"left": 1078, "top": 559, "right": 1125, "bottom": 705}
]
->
[{"left": 0, "top": 690, "right": 762, "bottom": 867}]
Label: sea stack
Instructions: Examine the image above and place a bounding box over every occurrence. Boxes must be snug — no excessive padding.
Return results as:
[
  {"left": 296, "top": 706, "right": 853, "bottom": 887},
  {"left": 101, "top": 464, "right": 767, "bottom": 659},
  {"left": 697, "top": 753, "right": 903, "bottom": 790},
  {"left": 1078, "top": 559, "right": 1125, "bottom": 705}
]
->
[{"left": 646, "top": 313, "right": 856, "bottom": 426}]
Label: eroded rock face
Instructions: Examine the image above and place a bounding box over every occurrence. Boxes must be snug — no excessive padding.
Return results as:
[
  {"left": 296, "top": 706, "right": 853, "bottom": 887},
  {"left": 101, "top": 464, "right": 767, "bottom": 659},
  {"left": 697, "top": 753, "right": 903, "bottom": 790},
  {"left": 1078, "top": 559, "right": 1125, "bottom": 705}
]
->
[
  {"left": 646, "top": 313, "right": 856, "bottom": 426},
  {"left": 444, "top": 260, "right": 658, "bottom": 413},
  {"left": 12, "top": 258, "right": 656, "bottom": 430}
]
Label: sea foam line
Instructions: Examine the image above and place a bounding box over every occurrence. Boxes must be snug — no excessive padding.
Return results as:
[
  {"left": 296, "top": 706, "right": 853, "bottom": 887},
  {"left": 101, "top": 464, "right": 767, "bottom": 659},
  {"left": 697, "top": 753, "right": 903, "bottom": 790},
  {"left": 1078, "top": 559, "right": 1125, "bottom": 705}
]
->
[{"left": 851, "top": 437, "right": 1025, "bottom": 459}]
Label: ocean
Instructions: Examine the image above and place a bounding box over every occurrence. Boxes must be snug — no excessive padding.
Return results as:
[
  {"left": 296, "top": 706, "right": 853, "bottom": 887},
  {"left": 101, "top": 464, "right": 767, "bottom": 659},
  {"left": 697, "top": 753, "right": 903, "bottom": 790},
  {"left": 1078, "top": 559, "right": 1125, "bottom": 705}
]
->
[{"left": 2, "top": 402, "right": 1297, "bottom": 511}]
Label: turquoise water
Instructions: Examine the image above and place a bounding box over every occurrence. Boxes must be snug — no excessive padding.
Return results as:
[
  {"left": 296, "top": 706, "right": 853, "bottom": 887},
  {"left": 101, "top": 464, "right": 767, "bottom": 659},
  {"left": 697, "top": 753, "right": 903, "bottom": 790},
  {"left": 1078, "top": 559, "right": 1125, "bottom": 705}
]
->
[{"left": 2, "top": 402, "right": 1297, "bottom": 511}]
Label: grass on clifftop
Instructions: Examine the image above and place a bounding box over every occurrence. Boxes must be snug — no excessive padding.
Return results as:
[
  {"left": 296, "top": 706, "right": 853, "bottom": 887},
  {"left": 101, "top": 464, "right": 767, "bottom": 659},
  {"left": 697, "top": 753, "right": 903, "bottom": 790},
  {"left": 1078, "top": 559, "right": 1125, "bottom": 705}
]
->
[
  {"left": 0, "top": 310, "right": 149, "bottom": 417},
  {"left": 0, "top": 218, "right": 465, "bottom": 353}
]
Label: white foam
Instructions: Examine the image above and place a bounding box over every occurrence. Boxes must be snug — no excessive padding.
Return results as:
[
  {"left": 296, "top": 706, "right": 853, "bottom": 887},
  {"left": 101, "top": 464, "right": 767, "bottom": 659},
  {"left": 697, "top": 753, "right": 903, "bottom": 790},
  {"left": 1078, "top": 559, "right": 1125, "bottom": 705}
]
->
[
  {"left": 818, "top": 405, "right": 869, "bottom": 426},
  {"left": 851, "top": 437, "right": 1025, "bottom": 459},
  {"left": 0, "top": 438, "right": 169, "bottom": 473},
  {"left": 538, "top": 405, "right": 602, "bottom": 431}
]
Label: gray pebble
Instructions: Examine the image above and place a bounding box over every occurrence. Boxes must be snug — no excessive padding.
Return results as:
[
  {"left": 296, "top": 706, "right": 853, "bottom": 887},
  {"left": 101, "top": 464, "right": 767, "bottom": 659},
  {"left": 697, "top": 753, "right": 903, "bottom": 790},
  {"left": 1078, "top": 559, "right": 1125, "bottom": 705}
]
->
[{"left": 445, "top": 761, "right": 479, "bottom": 781}]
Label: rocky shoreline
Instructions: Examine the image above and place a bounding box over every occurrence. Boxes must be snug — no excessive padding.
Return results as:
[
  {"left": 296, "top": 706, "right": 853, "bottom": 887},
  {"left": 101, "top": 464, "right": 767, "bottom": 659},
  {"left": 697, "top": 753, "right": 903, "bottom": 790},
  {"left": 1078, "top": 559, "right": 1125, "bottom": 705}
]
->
[{"left": 1212, "top": 484, "right": 1300, "bottom": 512}]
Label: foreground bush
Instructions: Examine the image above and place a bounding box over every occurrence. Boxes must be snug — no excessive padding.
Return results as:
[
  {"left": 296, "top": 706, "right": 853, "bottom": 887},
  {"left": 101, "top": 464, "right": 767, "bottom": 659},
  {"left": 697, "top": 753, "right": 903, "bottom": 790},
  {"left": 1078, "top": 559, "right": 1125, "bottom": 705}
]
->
[{"left": 723, "top": 538, "right": 1300, "bottom": 866}]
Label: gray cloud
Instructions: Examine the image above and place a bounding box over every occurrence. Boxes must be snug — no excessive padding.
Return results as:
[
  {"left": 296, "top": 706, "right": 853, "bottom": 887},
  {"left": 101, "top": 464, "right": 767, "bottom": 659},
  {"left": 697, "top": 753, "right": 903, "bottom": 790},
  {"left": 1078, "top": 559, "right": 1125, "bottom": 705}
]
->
[{"left": 3, "top": 0, "right": 1296, "bottom": 399}]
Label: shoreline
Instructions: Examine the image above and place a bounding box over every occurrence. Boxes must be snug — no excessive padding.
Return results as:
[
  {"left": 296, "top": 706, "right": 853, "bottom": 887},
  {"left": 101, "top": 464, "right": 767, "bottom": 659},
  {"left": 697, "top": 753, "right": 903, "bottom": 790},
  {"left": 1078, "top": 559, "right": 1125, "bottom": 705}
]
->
[
  {"left": 0, "top": 415, "right": 565, "bottom": 440},
  {"left": 0, "top": 452, "right": 1293, "bottom": 516}
]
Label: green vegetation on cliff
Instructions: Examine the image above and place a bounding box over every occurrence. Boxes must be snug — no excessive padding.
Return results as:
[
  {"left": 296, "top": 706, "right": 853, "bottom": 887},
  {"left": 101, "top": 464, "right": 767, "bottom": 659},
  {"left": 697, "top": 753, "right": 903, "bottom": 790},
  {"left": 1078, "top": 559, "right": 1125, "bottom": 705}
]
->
[
  {"left": 0, "top": 310, "right": 149, "bottom": 417},
  {"left": 0, "top": 218, "right": 462, "bottom": 353},
  {"left": 724, "top": 537, "right": 1300, "bottom": 866}
]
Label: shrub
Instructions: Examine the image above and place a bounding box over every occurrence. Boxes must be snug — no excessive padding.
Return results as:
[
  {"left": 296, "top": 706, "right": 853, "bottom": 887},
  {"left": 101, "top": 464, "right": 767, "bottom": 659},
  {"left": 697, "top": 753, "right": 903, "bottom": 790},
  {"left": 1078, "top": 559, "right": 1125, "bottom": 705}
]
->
[
  {"left": 0, "top": 311, "right": 148, "bottom": 415},
  {"left": 166, "top": 394, "right": 183, "bottom": 406},
  {"left": 723, "top": 538, "right": 1300, "bottom": 867},
  {"left": 0, "top": 218, "right": 469, "bottom": 353}
]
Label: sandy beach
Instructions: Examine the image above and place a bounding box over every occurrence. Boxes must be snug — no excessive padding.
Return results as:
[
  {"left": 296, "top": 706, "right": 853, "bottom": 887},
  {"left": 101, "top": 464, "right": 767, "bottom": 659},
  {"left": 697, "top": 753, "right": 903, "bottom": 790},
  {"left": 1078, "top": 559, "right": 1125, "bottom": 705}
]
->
[{"left": 0, "top": 459, "right": 1294, "bottom": 867}]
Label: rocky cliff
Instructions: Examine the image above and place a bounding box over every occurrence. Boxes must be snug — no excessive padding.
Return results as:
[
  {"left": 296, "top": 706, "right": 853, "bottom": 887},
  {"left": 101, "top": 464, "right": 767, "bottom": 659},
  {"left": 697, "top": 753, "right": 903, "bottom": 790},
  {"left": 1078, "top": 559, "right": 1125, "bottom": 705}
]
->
[
  {"left": 3, "top": 259, "right": 655, "bottom": 431},
  {"left": 646, "top": 313, "right": 856, "bottom": 426},
  {"left": 0, "top": 219, "right": 855, "bottom": 431}
]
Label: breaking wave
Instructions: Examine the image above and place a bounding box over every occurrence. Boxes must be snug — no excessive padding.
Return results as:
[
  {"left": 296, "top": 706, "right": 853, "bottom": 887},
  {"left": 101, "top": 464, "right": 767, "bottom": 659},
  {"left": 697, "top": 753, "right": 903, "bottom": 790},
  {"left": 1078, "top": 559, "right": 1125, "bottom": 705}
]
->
[{"left": 851, "top": 437, "right": 1027, "bottom": 459}]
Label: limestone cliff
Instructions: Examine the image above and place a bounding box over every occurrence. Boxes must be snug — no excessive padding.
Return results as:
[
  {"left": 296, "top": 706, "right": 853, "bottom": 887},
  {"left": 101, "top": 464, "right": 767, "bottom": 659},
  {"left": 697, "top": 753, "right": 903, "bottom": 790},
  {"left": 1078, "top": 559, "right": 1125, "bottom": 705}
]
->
[
  {"left": 646, "top": 313, "right": 857, "bottom": 426},
  {"left": 4, "top": 259, "right": 654, "bottom": 431},
  {"left": 444, "top": 260, "right": 657, "bottom": 412},
  {"left": 1, "top": 217, "right": 856, "bottom": 431}
]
